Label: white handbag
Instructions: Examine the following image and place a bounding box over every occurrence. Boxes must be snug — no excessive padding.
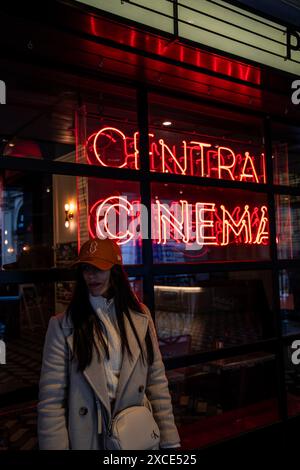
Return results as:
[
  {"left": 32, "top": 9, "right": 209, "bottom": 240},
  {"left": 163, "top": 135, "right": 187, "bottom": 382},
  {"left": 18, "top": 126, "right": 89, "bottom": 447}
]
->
[{"left": 104, "top": 405, "right": 160, "bottom": 450}]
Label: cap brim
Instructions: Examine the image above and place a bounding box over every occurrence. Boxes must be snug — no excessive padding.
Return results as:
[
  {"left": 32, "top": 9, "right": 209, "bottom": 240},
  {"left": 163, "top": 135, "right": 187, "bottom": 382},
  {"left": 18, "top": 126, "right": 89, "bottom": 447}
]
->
[{"left": 71, "top": 258, "right": 113, "bottom": 270}]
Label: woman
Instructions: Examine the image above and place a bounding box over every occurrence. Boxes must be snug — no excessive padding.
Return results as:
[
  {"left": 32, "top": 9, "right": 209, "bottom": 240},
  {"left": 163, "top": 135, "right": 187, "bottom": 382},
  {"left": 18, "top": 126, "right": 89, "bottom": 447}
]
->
[{"left": 38, "top": 237, "right": 180, "bottom": 450}]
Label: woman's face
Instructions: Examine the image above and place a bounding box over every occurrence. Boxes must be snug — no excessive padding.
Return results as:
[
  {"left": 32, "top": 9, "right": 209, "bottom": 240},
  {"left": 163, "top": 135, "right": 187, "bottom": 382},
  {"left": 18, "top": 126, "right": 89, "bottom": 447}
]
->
[{"left": 81, "top": 264, "right": 111, "bottom": 297}]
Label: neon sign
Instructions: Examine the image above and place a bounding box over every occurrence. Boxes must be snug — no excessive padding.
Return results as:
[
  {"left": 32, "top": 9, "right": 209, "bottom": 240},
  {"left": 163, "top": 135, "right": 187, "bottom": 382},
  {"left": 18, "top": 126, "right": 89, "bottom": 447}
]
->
[
  {"left": 86, "top": 127, "right": 266, "bottom": 183},
  {"left": 88, "top": 196, "right": 269, "bottom": 248}
]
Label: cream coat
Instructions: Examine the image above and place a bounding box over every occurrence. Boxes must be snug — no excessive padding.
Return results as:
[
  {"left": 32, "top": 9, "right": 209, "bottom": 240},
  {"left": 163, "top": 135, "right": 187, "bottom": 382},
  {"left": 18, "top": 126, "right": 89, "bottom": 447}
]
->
[{"left": 37, "top": 304, "right": 180, "bottom": 450}]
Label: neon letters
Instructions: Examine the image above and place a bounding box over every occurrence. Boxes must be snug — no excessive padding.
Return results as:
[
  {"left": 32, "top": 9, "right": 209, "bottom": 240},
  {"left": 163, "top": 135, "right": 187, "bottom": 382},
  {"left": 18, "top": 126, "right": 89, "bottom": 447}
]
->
[
  {"left": 88, "top": 196, "right": 269, "bottom": 248},
  {"left": 86, "top": 127, "right": 266, "bottom": 183}
]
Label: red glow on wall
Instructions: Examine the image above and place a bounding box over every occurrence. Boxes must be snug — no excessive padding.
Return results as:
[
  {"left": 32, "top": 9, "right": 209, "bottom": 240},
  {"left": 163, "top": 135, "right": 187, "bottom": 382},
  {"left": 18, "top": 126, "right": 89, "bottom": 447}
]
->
[
  {"left": 86, "top": 127, "right": 266, "bottom": 183},
  {"left": 4, "top": 140, "right": 42, "bottom": 159}
]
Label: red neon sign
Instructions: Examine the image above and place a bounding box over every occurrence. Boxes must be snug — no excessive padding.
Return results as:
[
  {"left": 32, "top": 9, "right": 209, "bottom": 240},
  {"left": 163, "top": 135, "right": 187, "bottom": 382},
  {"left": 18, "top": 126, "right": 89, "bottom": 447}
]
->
[
  {"left": 88, "top": 196, "right": 269, "bottom": 247},
  {"left": 86, "top": 127, "right": 266, "bottom": 184}
]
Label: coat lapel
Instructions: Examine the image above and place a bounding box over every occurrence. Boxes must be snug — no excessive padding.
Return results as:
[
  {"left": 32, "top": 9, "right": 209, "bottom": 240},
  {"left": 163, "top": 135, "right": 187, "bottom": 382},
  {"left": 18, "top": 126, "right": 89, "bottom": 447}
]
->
[
  {"left": 113, "top": 309, "right": 149, "bottom": 413},
  {"left": 61, "top": 307, "right": 149, "bottom": 420},
  {"left": 62, "top": 316, "right": 111, "bottom": 418}
]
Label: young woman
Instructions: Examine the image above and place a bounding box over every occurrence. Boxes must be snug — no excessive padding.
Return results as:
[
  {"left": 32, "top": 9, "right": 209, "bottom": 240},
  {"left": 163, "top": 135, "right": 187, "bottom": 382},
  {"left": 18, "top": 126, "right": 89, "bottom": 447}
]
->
[{"left": 38, "top": 237, "right": 180, "bottom": 450}]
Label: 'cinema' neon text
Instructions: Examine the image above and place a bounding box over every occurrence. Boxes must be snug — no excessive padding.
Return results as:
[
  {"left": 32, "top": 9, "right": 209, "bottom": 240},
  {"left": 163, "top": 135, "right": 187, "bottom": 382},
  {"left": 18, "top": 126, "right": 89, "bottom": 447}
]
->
[{"left": 88, "top": 196, "right": 269, "bottom": 248}]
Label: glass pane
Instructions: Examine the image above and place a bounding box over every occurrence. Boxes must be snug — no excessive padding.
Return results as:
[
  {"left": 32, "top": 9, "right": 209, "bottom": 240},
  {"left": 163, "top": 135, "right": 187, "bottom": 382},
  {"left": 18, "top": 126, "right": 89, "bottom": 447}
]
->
[
  {"left": 276, "top": 194, "right": 300, "bottom": 260},
  {"left": 280, "top": 270, "right": 300, "bottom": 336},
  {"left": 0, "top": 171, "right": 141, "bottom": 269},
  {"left": 273, "top": 123, "right": 300, "bottom": 187},
  {"left": 1, "top": 170, "right": 54, "bottom": 269},
  {"left": 151, "top": 182, "right": 270, "bottom": 263},
  {"left": 129, "top": 277, "right": 143, "bottom": 304},
  {"left": 154, "top": 271, "right": 274, "bottom": 358},
  {"left": 168, "top": 351, "right": 278, "bottom": 448},
  {"left": 0, "top": 78, "right": 75, "bottom": 161},
  {"left": 76, "top": 83, "right": 137, "bottom": 169},
  {"left": 149, "top": 93, "right": 265, "bottom": 183},
  {"left": 81, "top": 177, "right": 141, "bottom": 265},
  {"left": 0, "top": 80, "right": 136, "bottom": 168},
  {"left": 0, "top": 283, "right": 55, "bottom": 403}
]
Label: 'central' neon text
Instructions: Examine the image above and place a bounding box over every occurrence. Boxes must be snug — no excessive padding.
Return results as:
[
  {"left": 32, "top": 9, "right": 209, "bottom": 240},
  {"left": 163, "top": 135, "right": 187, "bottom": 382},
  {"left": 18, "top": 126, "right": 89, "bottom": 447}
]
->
[{"left": 86, "top": 127, "right": 266, "bottom": 183}]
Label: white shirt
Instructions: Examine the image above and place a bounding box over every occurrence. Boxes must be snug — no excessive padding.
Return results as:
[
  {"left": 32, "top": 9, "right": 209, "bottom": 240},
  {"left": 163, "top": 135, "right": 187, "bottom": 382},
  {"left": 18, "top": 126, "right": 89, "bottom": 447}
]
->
[{"left": 89, "top": 294, "right": 122, "bottom": 403}]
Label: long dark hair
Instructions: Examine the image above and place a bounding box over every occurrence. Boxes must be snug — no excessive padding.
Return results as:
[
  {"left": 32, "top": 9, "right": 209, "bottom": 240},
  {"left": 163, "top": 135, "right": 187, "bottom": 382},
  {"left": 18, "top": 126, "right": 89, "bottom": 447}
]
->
[{"left": 66, "top": 264, "right": 154, "bottom": 372}]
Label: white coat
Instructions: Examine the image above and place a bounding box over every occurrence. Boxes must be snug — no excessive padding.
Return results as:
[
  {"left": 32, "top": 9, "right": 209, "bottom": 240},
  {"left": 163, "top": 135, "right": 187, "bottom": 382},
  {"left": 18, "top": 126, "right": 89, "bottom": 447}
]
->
[{"left": 37, "top": 304, "right": 180, "bottom": 449}]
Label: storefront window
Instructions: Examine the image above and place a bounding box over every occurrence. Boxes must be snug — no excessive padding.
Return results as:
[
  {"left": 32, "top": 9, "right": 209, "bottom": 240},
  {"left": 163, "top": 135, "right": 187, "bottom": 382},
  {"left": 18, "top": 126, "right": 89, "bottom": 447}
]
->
[
  {"left": 0, "top": 64, "right": 298, "bottom": 453},
  {"left": 276, "top": 194, "right": 300, "bottom": 260},
  {"left": 154, "top": 270, "right": 274, "bottom": 357},
  {"left": 168, "top": 351, "right": 278, "bottom": 449},
  {"left": 149, "top": 93, "right": 266, "bottom": 184},
  {"left": 273, "top": 123, "right": 300, "bottom": 187},
  {"left": 151, "top": 182, "right": 270, "bottom": 263}
]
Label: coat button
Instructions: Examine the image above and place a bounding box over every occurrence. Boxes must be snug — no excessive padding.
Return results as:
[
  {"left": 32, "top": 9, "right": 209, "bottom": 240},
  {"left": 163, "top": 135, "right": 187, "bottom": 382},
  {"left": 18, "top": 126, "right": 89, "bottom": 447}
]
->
[
  {"left": 138, "top": 385, "right": 145, "bottom": 393},
  {"left": 79, "top": 407, "right": 88, "bottom": 416}
]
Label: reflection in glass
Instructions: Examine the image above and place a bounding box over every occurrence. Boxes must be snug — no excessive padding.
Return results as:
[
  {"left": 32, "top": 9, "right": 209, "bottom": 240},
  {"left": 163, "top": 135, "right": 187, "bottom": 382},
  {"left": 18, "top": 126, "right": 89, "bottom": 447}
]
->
[
  {"left": 1, "top": 171, "right": 54, "bottom": 270},
  {"left": 149, "top": 93, "right": 265, "bottom": 183},
  {"left": 273, "top": 123, "right": 300, "bottom": 187},
  {"left": 76, "top": 84, "right": 137, "bottom": 169},
  {"left": 0, "top": 282, "right": 54, "bottom": 403},
  {"left": 167, "top": 352, "right": 278, "bottom": 449},
  {"left": 276, "top": 195, "right": 300, "bottom": 260},
  {"left": 280, "top": 270, "right": 300, "bottom": 336},
  {"left": 0, "top": 172, "right": 142, "bottom": 269},
  {"left": 154, "top": 271, "right": 274, "bottom": 358}
]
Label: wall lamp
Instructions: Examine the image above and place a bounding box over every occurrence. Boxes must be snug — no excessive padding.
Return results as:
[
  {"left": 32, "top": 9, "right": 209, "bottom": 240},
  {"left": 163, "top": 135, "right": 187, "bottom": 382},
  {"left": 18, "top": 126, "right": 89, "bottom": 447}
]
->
[{"left": 64, "top": 203, "right": 75, "bottom": 228}]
